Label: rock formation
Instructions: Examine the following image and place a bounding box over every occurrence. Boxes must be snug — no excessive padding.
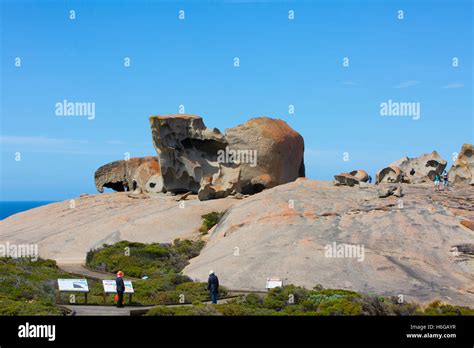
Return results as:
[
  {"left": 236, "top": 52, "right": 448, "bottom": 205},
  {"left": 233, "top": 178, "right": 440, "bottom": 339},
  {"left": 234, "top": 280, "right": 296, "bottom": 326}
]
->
[
  {"left": 350, "top": 170, "right": 369, "bottom": 182},
  {"left": 390, "top": 151, "right": 447, "bottom": 183},
  {"left": 94, "top": 156, "right": 163, "bottom": 194},
  {"left": 333, "top": 173, "right": 358, "bottom": 186},
  {"left": 333, "top": 170, "right": 369, "bottom": 186},
  {"left": 449, "top": 143, "right": 474, "bottom": 186},
  {"left": 377, "top": 185, "right": 403, "bottom": 198},
  {"left": 94, "top": 115, "right": 304, "bottom": 200},
  {"left": 149, "top": 115, "right": 305, "bottom": 200},
  {"left": 376, "top": 166, "right": 403, "bottom": 184},
  {"left": 376, "top": 151, "right": 447, "bottom": 184},
  {"left": 149, "top": 114, "right": 228, "bottom": 197}
]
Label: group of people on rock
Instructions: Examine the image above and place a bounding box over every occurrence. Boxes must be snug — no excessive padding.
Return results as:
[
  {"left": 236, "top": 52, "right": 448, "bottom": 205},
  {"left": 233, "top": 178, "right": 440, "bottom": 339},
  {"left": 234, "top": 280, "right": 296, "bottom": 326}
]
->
[{"left": 434, "top": 170, "right": 449, "bottom": 192}]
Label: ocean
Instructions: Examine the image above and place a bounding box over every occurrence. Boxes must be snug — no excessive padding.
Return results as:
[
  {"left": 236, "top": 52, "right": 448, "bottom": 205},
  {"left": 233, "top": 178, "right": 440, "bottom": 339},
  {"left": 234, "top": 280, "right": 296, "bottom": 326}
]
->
[{"left": 0, "top": 201, "right": 56, "bottom": 220}]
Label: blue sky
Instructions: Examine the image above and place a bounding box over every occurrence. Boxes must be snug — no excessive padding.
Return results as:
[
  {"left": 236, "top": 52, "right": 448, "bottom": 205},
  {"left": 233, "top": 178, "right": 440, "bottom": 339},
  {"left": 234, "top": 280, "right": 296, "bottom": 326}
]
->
[{"left": 1, "top": 0, "right": 472, "bottom": 201}]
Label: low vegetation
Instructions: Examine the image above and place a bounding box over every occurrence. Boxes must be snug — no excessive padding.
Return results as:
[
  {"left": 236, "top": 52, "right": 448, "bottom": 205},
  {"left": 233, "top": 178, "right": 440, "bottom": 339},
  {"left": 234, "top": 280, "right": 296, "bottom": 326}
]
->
[
  {"left": 86, "top": 239, "right": 205, "bottom": 278},
  {"left": 147, "top": 284, "right": 474, "bottom": 316},
  {"left": 85, "top": 239, "right": 225, "bottom": 305},
  {"left": 199, "top": 211, "right": 225, "bottom": 235},
  {"left": 0, "top": 258, "right": 65, "bottom": 315},
  {"left": 2, "top": 240, "right": 473, "bottom": 316}
]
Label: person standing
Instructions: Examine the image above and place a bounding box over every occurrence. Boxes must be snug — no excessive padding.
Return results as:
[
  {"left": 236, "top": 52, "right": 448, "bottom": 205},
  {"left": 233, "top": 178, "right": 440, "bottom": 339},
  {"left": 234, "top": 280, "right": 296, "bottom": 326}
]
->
[
  {"left": 207, "top": 270, "right": 219, "bottom": 304},
  {"left": 442, "top": 171, "right": 449, "bottom": 191},
  {"left": 116, "top": 271, "right": 125, "bottom": 308},
  {"left": 434, "top": 174, "right": 441, "bottom": 192}
]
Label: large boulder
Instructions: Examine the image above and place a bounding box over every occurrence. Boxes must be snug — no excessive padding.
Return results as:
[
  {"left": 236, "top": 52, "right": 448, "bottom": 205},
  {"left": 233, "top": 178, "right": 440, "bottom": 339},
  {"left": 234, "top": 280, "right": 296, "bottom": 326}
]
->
[
  {"left": 149, "top": 114, "right": 228, "bottom": 196},
  {"left": 350, "top": 170, "right": 369, "bottom": 182},
  {"left": 449, "top": 143, "right": 474, "bottom": 186},
  {"left": 390, "top": 151, "right": 447, "bottom": 183},
  {"left": 376, "top": 165, "right": 403, "bottom": 184},
  {"left": 334, "top": 170, "right": 370, "bottom": 187},
  {"left": 149, "top": 114, "right": 305, "bottom": 200},
  {"left": 224, "top": 117, "right": 305, "bottom": 194},
  {"left": 333, "top": 173, "right": 359, "bottom": 186},
  {"left": 94, "top": 156, "right": 163, "bottom": 194}
]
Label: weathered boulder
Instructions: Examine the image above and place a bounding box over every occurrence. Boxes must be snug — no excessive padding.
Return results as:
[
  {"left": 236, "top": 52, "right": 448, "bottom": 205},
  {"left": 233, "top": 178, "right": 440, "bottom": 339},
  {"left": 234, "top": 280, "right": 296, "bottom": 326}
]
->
[
  {"left": 390, "top": 151, "right": 447, "bottom": 183},
  {"left": 449, "top": 143, "right": 474, "bottom": 186},
  {"left": 149, "top": 114, "right": 305, "bottom": 200},
  {"left": 333, "top": 173, "right": 359, "bottom": 186},
  {"left": 94, "top": 156, "right": 162, "bottom": 194},
  {"left": 224, "top": 117, "right": 305, "bottom": 194},
  {"left": 376, "top": 166, "right": 403, "bottom": 184},
  {"left": 149, "top": 114, "right": 228, "bottom": 196},
  {"left": 350, "top": 170, "right": 369, "bottom": 182},
  {"left": 334, "top": 170, "right": 370, "bottom": 186},
  {"left": 377, "top": 185, "right": 403, "bottom": 198}
]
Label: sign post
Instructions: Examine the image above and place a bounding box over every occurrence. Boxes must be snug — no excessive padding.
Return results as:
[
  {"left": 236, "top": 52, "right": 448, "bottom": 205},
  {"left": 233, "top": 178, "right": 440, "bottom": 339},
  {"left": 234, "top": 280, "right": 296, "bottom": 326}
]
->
[
  {"left": 266, "top": 277, "right": 283, "bottom": 290},
  {"left": 57, "top": 279, "right": 90, "bottom": 304}
]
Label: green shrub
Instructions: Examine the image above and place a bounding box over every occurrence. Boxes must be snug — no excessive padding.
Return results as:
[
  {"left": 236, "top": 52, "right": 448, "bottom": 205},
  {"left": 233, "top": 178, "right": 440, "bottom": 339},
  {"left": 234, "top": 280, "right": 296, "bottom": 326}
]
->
[
  {"left": 199, "top": 211, "right": 225, "bottom": 234},
  {"left": 86, "top": 239, "right": 205, "bottom": 278},
  {"left": 244, "top": 293, "right": 264, "bottom": 306},
  {"left": 0, "top": 258, "right": 65, "bottom": 315},
  {"left": 423, "top": 300, "right": 474, "bottom": 316}
]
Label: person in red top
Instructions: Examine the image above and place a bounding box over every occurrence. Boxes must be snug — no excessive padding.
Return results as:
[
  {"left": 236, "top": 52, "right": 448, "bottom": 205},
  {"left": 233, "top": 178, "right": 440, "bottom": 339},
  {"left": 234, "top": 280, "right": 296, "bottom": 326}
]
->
[{"left": 116, "top": 271, "right": 125, "bottom": 308}]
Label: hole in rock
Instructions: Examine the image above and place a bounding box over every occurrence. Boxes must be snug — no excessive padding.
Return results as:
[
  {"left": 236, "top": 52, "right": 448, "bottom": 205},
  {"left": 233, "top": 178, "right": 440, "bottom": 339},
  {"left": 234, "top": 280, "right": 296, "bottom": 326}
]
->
[
  {"left": 180, "top": 138, "right": 227, "bottom": 159},
  {"left": 241, "top": 182, "right": 266, "bottom": 195},
  {"left": 104, "top": 181, "right": 128, "bottom": 192}
]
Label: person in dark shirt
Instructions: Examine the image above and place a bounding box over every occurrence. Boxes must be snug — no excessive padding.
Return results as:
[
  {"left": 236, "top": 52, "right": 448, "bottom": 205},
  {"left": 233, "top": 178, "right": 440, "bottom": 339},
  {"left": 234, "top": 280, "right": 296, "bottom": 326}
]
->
[
  {"left": 442, "top": 170, "right": 449, "bottom": 191},
  {"left": 207, "top": 270, "right": 219, "bottom": 304},
  {"left": 116, "top": 271, "right": 125, "bottom": 308}
]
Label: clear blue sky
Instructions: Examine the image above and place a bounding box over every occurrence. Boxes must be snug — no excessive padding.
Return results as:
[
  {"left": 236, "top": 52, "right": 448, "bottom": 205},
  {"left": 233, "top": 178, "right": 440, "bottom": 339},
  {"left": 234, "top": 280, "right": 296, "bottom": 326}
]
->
[{"left": 1, "top": 0, "right": 472, "bottom": 201}]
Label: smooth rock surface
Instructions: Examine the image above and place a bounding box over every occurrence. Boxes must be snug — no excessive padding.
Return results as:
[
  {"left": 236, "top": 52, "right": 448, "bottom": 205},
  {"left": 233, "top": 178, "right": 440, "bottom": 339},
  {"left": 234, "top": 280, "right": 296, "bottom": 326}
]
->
[
  {"left": 185, "top": 179, "right": 474, "bottom": 306},
  {"left": 0, "top": 193, "right": 237, "bottom": 264}
]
